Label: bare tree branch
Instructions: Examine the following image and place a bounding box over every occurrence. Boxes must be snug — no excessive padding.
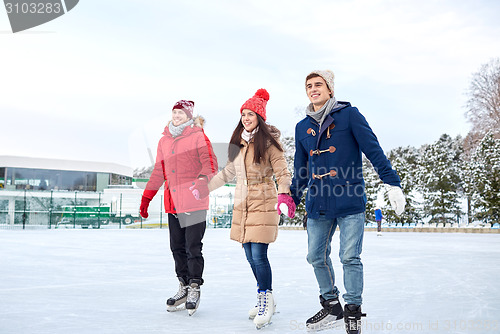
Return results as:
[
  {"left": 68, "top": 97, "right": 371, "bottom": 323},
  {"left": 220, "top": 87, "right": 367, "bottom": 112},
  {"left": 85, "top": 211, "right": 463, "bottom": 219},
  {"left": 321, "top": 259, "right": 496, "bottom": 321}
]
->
[{"left": 465, "top": 58, "right": 500, "bottom": 136}]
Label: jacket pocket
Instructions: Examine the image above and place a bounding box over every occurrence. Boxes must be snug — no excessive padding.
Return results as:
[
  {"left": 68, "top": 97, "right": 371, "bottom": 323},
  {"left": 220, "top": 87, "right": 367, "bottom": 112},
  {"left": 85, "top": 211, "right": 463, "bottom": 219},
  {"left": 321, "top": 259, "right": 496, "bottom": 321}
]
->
[{"left": 333, "top": 182, "right": 366, "bottom": 212}]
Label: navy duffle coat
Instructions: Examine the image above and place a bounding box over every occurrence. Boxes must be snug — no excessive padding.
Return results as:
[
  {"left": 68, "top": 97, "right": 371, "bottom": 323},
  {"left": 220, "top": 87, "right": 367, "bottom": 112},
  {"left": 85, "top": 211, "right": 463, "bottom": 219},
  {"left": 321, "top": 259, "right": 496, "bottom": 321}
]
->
[{"left": 290, "top": 102, "right": 401, "bottom": 219}]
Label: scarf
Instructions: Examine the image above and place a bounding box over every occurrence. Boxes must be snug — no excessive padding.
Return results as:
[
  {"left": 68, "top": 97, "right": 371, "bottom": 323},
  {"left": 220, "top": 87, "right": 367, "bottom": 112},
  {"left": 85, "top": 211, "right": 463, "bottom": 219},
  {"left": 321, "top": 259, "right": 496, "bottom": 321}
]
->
[
  {"left": 241, "top": 127, "right": 259, "bottom": 142},
  {"left": 168, "top": 119, "right": 194, "bottom": 138},
  {"left": 305, "top": 97, "right": 338, "bottom": 127}
]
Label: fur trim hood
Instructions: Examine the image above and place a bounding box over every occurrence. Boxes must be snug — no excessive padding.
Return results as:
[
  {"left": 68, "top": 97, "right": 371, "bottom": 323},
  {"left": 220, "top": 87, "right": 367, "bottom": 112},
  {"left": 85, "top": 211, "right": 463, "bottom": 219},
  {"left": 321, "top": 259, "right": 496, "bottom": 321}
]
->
[{"left": 268, "top": 124, "right": 281, "bottom": 139}]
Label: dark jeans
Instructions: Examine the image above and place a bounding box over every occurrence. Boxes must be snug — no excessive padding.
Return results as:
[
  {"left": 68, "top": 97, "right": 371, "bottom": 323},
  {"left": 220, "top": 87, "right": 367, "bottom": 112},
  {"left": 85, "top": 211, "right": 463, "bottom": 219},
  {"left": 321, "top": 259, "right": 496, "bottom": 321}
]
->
[
  {"left": 168, "top": 212, "right": 206, "bottom": 284},
  {"left": 243, "top": 242, "right": 272, "bottom": 291}
]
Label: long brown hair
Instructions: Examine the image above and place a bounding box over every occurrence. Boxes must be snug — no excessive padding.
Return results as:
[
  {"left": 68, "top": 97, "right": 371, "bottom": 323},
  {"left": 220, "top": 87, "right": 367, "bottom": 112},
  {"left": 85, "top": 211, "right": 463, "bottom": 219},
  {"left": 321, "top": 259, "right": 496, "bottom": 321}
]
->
[{"left": 228, "top": 114, "right": 283, "bottom": 164}]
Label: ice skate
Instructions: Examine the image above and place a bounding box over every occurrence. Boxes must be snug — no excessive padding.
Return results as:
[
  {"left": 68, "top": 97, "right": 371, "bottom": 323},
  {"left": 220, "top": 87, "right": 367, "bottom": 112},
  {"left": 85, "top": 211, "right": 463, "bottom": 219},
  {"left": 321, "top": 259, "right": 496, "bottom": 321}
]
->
[
  {"left": 166, "top": 303, "right": 186, "bottom": 312},
  {"left": 248, "top": 300, "right": 259, "bottom": 319},
  {"left": 377, "top": 232, "right": 382, "bottom": 236},
  {"left": 185, "top": 280, "right": 201, "bottom": 316},
  {"left": 166, "top": 278, "right": 188, "bottom": 312},
  {"left": 253, "top": 290, "right": 275, "bottom": 329},
  {"left": 306, "top": 296, "right": 344, "bottom": 332},
  {"left": 249, "top": 290, "right": 277, "bottom": 320},
  {"left": 343, "top": 304, "right": 366, "bottom": 334}
]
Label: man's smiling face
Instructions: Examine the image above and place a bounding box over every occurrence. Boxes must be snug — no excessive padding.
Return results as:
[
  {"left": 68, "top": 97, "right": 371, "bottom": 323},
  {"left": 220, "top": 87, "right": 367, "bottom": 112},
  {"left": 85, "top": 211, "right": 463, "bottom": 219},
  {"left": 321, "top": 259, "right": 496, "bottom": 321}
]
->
[{"left": 306, "top": 76, "right": 332, "bottom": 111}]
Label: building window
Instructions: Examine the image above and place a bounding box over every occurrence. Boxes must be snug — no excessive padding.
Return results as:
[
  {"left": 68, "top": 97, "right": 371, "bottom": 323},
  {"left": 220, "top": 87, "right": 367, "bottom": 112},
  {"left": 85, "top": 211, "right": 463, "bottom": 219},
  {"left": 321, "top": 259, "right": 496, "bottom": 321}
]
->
[
  {"left": 0, "top": 167, "right": 5, "bottom": 189},
  {"left": 4, "top": 168, "right": 98, "bottom": 191},
  {"left": 110, "top": 174, "right": 132, "bottom": 186}
]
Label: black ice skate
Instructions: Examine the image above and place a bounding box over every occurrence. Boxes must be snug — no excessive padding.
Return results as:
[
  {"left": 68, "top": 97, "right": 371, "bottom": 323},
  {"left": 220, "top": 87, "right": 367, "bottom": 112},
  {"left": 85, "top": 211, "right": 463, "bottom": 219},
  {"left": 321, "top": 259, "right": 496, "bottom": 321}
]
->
[
  {"left": 185, "top": 279, "right": 202, "bottom": 316},
  {"left": 166, "top": 278, "right": 188, "bottom": 312},
  {"left": 306, "top": 296, "right": 344, "bottom": 332},
  {"left": 343, "top": 304, "right": 366, "bottom": 334}
]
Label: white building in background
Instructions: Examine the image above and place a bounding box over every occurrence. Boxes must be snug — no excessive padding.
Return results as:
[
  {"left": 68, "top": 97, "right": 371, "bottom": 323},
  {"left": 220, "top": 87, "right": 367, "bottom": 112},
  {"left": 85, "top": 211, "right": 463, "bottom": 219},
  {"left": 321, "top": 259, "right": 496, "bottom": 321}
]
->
[
  {"left": 0, "top": 155, "right": 135, "bottom": 226},
  {"left": 0, "top": 155, "right": 133, "bottom": 192},
  {"left": 0, "top": 154, "right": 235, "bottom": 227}
]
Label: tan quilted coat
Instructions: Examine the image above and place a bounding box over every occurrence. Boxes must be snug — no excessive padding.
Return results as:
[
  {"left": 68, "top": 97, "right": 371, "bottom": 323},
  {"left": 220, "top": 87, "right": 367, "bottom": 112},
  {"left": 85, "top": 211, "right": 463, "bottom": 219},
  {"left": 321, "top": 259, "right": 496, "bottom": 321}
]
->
[{"left": 208, "top": 126, "right": 291, "bottom": 244}]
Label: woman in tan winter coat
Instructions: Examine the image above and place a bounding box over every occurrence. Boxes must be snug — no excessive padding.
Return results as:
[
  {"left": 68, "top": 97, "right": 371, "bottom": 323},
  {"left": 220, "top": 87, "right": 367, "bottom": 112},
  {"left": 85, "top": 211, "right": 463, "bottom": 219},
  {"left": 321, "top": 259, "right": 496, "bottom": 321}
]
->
[{"left": 206, "top": 89, "right": 296, "bottom": 329}]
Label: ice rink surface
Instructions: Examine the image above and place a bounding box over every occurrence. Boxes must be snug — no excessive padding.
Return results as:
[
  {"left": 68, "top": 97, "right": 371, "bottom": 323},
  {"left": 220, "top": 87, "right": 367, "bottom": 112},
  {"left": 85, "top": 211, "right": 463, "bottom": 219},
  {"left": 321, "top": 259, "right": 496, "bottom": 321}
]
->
[{"left": 1, "top": 229, "right": 499, "bottom": 334}]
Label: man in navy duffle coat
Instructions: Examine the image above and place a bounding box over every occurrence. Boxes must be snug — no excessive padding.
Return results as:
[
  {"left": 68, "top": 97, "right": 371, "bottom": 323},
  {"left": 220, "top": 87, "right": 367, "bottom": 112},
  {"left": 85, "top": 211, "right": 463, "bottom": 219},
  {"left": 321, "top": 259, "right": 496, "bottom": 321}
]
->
[{"left": 286, "top": 70, "right": 406, "bottom": 333}]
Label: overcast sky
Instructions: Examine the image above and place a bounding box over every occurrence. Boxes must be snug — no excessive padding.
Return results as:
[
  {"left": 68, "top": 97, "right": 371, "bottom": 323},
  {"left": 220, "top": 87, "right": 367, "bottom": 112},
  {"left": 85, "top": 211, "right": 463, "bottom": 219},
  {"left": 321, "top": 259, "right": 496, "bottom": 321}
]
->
[{"left": 1, "top": 0, "right": 500, "bottom": 169}]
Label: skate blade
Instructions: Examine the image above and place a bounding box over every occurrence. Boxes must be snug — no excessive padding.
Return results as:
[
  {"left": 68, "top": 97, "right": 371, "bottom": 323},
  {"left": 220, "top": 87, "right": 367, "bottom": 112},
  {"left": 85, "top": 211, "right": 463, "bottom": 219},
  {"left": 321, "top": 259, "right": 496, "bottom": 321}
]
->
[
  {"left": 187, "top": 309, "right": 197, "bottom": 316},
  {"left": 306, "top": 319, "right": 343, "bottom": 332},
  {"left": 255, "top": 321, "right": 272, "bottom": 330},
  {"left": 250, "top": 309, "right": 278, "bottom": 320},
  {"left": 166, "top": 304, "right": 186, "bottom": 312}
]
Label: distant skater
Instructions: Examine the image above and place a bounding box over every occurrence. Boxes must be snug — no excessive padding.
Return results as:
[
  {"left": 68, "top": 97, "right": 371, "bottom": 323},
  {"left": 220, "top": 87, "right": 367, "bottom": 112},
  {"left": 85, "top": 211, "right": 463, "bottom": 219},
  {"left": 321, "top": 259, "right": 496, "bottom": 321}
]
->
[{"left": 375, "top": 208, "right": 383, "bottom": 236}]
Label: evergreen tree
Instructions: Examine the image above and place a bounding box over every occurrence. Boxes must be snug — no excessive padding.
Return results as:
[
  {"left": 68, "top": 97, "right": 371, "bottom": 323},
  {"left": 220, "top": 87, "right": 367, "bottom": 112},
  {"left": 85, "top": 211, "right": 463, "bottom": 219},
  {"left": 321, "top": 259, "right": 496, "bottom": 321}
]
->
[
  {"left": 417, "top": 134, "right": 463, "bottom": 224},
  {"left": 362, "top": 156, "right": 382, "bottom": 222},
  {"left": 280, "top": 136, "right": 306, "bottom": 226},
  {"left": 459, "top": 155, "right": 475, "bottom": 225},
  {"left": 384, "top": 146, "right": 423, "bottom": 225},
  {"left": 470, "top": 131, "right": 500, "bottom": 223}
]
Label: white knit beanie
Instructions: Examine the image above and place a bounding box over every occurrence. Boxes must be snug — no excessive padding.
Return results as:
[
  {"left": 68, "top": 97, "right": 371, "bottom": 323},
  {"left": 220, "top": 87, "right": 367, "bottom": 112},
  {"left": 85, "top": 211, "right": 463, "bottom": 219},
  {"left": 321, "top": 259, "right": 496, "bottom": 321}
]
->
[{"left": 306, "top": 70, "right": 335, "bottom": 93}]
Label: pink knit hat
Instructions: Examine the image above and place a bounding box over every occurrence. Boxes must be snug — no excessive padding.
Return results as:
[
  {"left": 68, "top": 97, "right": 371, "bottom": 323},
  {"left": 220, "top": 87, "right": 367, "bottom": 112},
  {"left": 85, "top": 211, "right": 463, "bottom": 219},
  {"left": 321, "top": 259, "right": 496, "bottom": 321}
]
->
[
  {"left": 173, "top": 100, "right": 195, "bottom": 119},
  {"left": 240, "top": 89, "right": 270, "bottom": 121}
]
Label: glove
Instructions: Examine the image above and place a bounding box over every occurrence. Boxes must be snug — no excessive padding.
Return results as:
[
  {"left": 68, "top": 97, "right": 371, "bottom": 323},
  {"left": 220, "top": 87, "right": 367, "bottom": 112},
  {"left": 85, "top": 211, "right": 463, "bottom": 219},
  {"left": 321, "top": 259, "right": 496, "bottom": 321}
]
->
[
  {"left": 385, "top": 184, "right": 405, "bottom": 215},
  {"left": 276, "top": 193, "right": 296, "bottom": 218},
  {"left": 189, "top": 177, "right": 209, "bottom": 200},
  {"left": 140, "top": 196, "right": 152, "bottom": 218}
]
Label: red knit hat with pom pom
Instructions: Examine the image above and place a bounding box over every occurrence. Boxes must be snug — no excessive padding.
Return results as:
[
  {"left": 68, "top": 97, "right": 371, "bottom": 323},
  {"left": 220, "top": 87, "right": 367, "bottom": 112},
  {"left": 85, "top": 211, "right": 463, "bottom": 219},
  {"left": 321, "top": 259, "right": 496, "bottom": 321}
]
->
[{"left": 240, "top": 88, "right": 270, "bottom": 121}]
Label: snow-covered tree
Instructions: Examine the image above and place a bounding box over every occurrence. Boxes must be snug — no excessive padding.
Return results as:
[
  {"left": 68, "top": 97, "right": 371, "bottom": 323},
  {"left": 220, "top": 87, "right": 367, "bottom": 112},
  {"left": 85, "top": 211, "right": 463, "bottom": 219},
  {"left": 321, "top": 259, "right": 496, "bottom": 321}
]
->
[
  {"left": 362, "top": 156, "right": 382, "bottom": 222},
  {"left": 280, "top": 136, "right": 306, "bottom": 226},
  {"left": 417, "top": 134, "right": 463, "bottom": 224},
  {"left": 459, "top": 155, "right": 475, "bottom": 225},
  {"left": 470, "top": 131, "right": 500, "bottom": 223},
  {"left": 134, "top": 166, "right": 153, "bottom": 179},
  {"left": 385, "top": 146, "right": 423, "bottom": 224}
]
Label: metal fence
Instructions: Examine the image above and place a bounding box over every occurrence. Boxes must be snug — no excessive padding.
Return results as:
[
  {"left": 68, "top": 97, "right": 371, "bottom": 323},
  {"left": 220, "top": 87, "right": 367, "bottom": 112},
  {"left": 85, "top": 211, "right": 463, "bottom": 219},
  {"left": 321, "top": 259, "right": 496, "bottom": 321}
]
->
[
  {"left": 0, "top": 189, "right": 149, "bottom": 230},
  {"left": 0, "top": 189, "right": 235, "bottom": 230}
]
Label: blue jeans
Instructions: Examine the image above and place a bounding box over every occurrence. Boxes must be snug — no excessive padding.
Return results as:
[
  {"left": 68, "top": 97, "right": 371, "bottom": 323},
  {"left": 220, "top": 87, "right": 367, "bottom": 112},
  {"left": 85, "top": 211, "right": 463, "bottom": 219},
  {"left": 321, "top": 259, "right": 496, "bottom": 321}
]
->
[
  {"left": 243, "top": 242, "right": 272, "bottom": 291},
  {"left": 306, "top": 212, "right": 364, "bottom": 305}
]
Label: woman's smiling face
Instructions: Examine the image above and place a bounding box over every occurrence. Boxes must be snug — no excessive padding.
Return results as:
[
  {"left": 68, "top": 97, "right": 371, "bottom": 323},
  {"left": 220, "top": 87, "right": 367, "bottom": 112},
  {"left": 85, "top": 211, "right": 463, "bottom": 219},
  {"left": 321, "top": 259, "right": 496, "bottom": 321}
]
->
[{"left": 241, "top": 109, "right": 258, "bottom": 132}]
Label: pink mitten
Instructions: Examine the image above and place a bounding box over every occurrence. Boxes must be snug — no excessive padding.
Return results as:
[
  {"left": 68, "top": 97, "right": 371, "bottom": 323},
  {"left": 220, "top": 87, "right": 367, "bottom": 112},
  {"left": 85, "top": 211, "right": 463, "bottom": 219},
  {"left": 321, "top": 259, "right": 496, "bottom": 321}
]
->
[
  {"left": 277, "top": 194, "right": 296, "bottom": 218},
  {"left": 189, "top": 185, "right": 201, "bottom": 200},
  {"left": 189, "top": 178, "right": 209, "bottom": 200}
]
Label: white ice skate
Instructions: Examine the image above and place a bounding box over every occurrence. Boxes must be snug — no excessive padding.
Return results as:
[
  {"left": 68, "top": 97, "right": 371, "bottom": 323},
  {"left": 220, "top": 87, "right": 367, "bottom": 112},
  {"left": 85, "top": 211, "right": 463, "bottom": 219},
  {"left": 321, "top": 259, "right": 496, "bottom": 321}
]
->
[
  {"left": 186, "top": 281, "right": 201, "bottom": 316},
  {"left": 254, "top": 290, "right": 275, "bottom": 329},
  {"left": 249, "top": 291, "right": 277, "bottom": 320}
]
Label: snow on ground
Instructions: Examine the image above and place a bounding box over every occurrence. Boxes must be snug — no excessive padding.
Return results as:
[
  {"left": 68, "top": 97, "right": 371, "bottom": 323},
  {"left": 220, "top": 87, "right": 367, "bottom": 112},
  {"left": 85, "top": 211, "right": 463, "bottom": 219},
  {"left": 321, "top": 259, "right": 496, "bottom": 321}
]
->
[{"left": 1, "top": 229, "right": 499, "bottom": 334}]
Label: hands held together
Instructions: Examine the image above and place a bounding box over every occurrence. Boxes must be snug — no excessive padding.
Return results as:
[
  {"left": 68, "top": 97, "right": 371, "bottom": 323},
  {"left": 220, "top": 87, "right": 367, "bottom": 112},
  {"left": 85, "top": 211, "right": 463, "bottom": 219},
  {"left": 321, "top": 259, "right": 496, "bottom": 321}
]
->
[{"left": 190, "top": 177, "right": 209, "bottom": 200}]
